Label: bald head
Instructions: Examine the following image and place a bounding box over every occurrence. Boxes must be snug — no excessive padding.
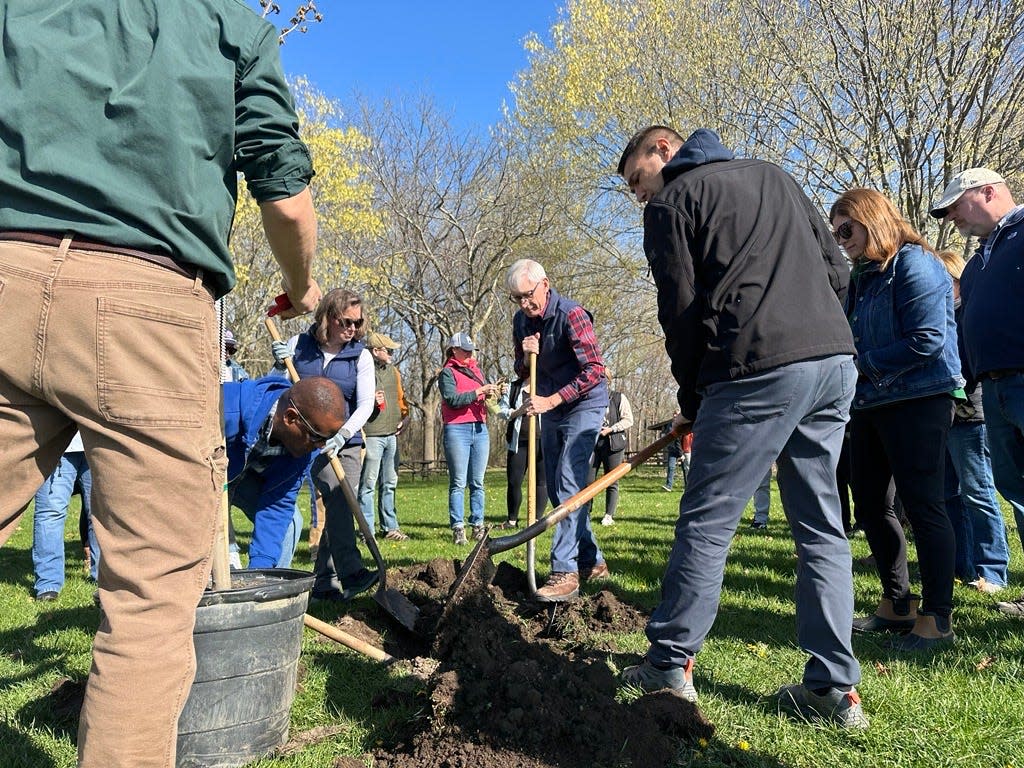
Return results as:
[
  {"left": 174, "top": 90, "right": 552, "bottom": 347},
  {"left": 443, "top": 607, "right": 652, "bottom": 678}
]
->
[{"left": 273, "top": 376, "right": 346, "bottom": 457}]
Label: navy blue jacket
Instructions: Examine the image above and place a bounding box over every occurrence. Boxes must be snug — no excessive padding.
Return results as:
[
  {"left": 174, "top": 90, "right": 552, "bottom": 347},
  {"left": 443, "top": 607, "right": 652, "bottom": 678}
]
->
[
  {"left": 846, "top": 244, "right": 963, "bottom": 410},
  {"left": 224, "top": 377, "right": 312, "bottom": 568},
  {"left": 291, "top": 326, "right": 363, "bottom": 446},
  {"left": 959, "top": 205, "right": 1024, "bottom": 378}
]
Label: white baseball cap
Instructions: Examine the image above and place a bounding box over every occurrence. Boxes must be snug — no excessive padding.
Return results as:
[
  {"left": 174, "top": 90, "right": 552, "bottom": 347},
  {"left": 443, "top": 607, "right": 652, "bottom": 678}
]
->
[
  {"left": 448, "top": 332, "right": 475, "bottom": 351},
  {"left": 929, "top": 167, "right": 1005, "bottom": 218}
]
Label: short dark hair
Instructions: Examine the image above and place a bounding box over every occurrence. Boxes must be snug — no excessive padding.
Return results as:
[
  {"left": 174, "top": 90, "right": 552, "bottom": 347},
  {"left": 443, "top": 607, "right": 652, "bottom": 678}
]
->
[{"left": 617, "top": 125, "right": 684, "bottom": 175}]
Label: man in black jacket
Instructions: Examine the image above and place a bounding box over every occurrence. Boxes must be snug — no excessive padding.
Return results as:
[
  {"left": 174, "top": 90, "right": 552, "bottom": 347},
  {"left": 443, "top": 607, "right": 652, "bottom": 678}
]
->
[{"left": 617, "top": 126, "right": 866, "bottom": 729}]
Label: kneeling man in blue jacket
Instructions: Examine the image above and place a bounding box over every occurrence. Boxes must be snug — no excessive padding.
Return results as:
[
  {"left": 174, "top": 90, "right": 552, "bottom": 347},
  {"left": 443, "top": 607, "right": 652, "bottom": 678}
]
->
[{"left": 224, "top": 375, "right": 345, "bottom": 569}]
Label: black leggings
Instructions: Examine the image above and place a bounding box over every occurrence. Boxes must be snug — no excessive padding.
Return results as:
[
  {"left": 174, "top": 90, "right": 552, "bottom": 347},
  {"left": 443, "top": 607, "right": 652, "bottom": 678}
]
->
[
  {"left": 506, "top": 440, "right": 546, "bottom": 523},
  {"left": 587, "top": 443, "right": 625, "bottom": 518},
  {"left": 850, "top": 395, "right": 955, "bottom": 619}
]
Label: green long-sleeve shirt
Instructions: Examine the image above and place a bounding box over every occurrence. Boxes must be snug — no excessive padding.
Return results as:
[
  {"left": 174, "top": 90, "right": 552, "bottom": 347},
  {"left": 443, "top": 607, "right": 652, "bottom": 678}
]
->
[{"left": 0, "top": 0, "right": 314, "bottom": 298}]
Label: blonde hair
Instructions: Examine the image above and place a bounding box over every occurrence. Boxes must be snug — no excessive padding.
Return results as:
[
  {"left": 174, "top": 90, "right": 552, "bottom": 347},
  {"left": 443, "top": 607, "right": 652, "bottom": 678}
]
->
[
  {"left": 829, "top": 188, "right": 937, "bottom": 271},
  {"left": 935, "top": 250, "right": 965, "bottom": 281}
]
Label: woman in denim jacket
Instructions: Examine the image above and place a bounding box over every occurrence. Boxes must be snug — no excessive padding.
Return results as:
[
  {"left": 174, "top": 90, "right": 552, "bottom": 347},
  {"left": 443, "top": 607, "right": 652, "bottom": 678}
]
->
[{"left": 830, "top": 188, "right": 963, "bottom": 651}]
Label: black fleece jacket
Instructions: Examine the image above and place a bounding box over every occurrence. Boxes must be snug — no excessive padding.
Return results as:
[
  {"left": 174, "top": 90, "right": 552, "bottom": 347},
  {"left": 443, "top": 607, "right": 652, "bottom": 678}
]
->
[{"left": 643, "top": 129, "right": 855, "bottom": 419}]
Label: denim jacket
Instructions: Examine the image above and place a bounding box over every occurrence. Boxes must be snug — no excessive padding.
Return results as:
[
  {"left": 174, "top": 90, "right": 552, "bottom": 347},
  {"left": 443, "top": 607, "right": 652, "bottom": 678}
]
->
[{"left": 845, "top": 243, "right": 963, "bottom": 410}]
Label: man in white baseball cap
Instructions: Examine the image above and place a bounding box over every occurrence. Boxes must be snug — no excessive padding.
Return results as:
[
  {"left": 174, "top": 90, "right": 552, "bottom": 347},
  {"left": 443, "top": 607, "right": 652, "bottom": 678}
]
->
[{"left": 931, "top": 166, "right": 1024, "bottom": 618}]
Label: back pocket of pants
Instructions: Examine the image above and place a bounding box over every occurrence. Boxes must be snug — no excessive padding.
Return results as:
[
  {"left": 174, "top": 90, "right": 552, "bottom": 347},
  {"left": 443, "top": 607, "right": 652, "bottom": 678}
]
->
[{"left": 97, "top": 298, "right": 209, "bottom": 427}]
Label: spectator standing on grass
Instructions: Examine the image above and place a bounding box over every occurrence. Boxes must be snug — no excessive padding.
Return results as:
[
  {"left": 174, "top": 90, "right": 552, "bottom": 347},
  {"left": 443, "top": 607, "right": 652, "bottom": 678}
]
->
[
  {"left": 439, "top": 332, "right": 500, "bottom": 545},
  {"left": 587, "top": 370, "right": 634, "bottom": 526},
  {"left": 509, "top": 259, "right": 611, "bottom": 602},
  {"left": 832, "top": 188, "right": 962, "bottom": 651},
  {"left": 617, "top": 126, "right": 866, "bottom": 728},
  {"left": 31, "top": 432, "right": 100, "bottom": 601},
  {"left": 931, "top": 168, "right": 1024, "bottom": 618},
  {"left": 497, "top": 375, "right": 548, "bottom": 529},
  {"left": 358, "top": 332, "right": 411, "bottom": 541},
  {"left": 934, "top": 249, "right": 1010, "bottom": 595},
  {"left": 749, "top": 467, "right": 773, "bottom": 530},
  {"left": 224, "top": 377, "right": 344, "bottom": 569},
  {"left": 0, "top": 3, "right": 321, "bottom": 765},
  {"left": 661, "top": 417, "right": 684, "bottom": 491},
  {"left": 222, "top": 329, "right": 250, "bottom": 382},
  {"left": 272, "top": 289, "right": 378, "bottom": 602}
]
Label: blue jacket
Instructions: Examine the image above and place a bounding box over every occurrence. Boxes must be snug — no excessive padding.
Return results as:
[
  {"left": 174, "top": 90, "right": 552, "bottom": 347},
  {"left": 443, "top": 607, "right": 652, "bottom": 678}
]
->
[
  {"left": 224, "top": 377, "right": 312, "bottom": 568},
  {"left": 291, "top": 326, "right": 364, "bottom": 447},
  {"left": 959, "top": 205, "right": 1024, "bottom": 378},
  {"left": 846, "top": 243, "right": 963, "bottom": 410}
]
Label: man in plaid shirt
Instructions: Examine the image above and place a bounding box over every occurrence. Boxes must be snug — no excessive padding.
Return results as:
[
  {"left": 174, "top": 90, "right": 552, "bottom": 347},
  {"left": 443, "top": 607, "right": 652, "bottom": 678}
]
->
[{"left": 508, "top": 258, "right": 610, "bottom": 601}]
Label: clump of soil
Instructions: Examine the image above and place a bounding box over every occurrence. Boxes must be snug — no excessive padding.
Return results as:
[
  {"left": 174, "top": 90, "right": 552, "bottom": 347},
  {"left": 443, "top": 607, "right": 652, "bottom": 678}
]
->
[{"left": 363, "top": 558, "right": 714, "bottom": 768}]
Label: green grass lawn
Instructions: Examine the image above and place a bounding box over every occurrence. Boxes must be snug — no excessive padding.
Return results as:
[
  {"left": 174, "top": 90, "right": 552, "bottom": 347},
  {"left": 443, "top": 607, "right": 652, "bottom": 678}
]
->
[{"left": 2, "top": 471, "right": 1023, "bottom": 767}]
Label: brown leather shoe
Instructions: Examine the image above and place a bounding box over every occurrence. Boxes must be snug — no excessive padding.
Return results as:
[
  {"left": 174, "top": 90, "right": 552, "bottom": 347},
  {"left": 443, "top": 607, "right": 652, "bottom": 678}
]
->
[
  {"left": 580, "top": 561, "right": 610, "bottom": 582},
  {"left": 535, "top": 571, "right": 579, "bottom": 602}
]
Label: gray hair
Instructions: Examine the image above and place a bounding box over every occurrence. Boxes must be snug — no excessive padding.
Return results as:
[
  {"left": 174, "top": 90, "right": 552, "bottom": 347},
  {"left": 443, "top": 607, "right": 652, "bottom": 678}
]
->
[{"left": 506, "top": 259, "right": 546, "bottom": 292}]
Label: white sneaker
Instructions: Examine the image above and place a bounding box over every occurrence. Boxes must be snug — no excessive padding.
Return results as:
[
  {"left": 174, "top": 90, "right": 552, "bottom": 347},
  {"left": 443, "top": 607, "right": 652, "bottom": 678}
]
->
[
  {"left": 601, "top": 514, "right": 615, "bottom": 526},
  {"left": 228, "top": 551, "right": 243, "bottom": 570}
]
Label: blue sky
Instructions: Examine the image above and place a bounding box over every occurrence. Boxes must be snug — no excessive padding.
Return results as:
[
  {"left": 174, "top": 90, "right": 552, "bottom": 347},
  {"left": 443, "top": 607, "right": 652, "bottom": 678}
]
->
[{"left": 256, "top": 1, "right": 562, "bottom": 132}]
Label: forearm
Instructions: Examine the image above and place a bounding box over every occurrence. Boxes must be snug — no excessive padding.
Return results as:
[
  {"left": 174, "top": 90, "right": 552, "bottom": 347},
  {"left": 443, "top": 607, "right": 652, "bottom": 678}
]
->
[{"left": 260, "top": 188, "right": 318, "bottom": 311}]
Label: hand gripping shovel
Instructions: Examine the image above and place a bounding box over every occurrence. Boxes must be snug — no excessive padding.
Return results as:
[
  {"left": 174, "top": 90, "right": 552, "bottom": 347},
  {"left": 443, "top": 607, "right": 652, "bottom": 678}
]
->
[
  {"left": 265, "top": 316, "right": 420, "bottom": 634},
  {"left": 442, "top": 422, "right": 686, "bottom": 617}
]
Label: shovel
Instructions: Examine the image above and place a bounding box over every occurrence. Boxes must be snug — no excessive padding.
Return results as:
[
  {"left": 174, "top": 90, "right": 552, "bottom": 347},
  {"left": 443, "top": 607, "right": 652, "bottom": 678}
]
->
[
  {"left": 442, "top": 422, "right": 686, "bottom": 614},
  {"left": 265, "top": 317, "right": 420, "bottom": 634}
]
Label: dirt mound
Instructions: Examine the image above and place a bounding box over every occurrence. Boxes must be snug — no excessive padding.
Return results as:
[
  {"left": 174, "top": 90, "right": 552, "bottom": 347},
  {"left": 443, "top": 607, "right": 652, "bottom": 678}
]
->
[{"left": 363, "top": 559, "right": 714, "bottom": 768}]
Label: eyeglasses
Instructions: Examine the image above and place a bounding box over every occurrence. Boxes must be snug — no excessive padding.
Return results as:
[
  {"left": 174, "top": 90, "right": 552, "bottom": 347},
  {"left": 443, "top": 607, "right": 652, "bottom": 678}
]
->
[
  {"left": 832, "top": 221, "right": 854, "bottom": 241},
  {"left": 508, "top": 280, "right": 543, "bottom": 304},
  {"left": 289, "top": 400, "right": 334, "bottom": 444},
  {"left": 335, "top": 316, "right": 364, "bottom": 329}
]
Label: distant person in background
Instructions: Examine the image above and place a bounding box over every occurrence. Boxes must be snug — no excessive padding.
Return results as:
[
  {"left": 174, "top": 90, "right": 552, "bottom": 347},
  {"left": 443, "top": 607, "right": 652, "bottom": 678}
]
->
[
  {"left": 588, "top": 370, "right": 634, "bottom": 526},
  {"left": 32, "top": 432, "right": 99, "bottom": 601},
  {"left": 749, "top": 468, "right": 773, "bottom": 530},
  {"left": 497, "top": 375, "right": 547, "bottom": 529},
  {"left": 358, "top": 331, "right": 411, "bottom": 541},
  {"left": 222, "top": 329, "right": 250, "bottom": 382},
  {"left": 662, "top": 417, "right": 683, "bottom": 491},
  {"left": 934, "top": 249, "right": 1009, "bottom": 595},
  {"left": 439, "top": 332, "right": 500, "bottom": 545}
]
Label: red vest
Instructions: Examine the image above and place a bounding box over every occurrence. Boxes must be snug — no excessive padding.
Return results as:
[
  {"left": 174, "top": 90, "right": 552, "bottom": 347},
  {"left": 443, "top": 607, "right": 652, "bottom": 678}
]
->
[{"left": 441, "top": 357, "right": 487, "bottom": 424}]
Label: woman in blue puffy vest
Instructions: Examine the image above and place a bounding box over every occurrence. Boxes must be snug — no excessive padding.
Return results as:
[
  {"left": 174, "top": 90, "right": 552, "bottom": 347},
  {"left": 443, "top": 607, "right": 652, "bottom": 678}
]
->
[
  {"left": 831, "top": 188, "right": 963, "bottom": 651},
  {"left": 273, "top": 288, "right": 377, "bottom": 601}
]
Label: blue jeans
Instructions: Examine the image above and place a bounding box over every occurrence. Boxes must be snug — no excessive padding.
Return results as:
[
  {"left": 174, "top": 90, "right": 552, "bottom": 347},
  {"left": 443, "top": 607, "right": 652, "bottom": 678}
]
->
[
  {"left": 945, "top": 420, "right": 1010, "bottom": 587},
  {"left": 358, "top": 434, "right": 400, "bottom": 532},
  {"left": 646, "top": 356, "right": 860, "bottom": 690},
  {"left": 665, "top": 455, "right": 678, "bottom": 488},
  {"left": 752, "top": 468, "right": 772, "bottom": 525},
  {"left": 982, "top": 377, "right": 1024, "bottom": 555},
  {"left": 443, "top": 422, "right": 490, "bottom": 529},
  {"left": 32, "top": 451, "right": 100, "bottom": 593},
  {"left": 541, "top": 405, "right": 605, "bottom": 573}
]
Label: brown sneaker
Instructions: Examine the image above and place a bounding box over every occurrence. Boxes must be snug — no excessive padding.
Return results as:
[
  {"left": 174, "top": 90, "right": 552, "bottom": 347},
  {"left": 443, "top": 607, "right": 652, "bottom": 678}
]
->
[
  {"left": 383, "top": 529, "right": 410, "bottom": 541},
  {"left": 535, "top": 572, "right": 579, "bottom": 602},
  {"left": 580, "top": 561, "right": 610, "bottom": 582}
]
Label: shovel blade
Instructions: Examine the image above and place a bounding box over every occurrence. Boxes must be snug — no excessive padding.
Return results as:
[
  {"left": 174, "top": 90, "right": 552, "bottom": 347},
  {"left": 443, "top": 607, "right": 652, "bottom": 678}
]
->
[{"left": 374, "top": 587, "right": 420, "bottom": 633}]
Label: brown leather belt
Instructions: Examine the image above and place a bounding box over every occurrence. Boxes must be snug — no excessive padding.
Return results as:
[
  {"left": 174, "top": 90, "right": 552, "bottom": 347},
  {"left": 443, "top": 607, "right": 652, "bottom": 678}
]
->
[
  {"left": 0, "top": 230, "right": 199, "bottom": 282},
  {"left": 983, "top": 369, "right": 1024, "bottom": 381}
]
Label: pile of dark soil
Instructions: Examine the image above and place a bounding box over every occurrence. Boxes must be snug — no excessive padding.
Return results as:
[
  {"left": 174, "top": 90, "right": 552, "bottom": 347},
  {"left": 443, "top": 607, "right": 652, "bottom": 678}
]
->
[{"left": 358, "top": 558, "right": 715, "bottom": 768}]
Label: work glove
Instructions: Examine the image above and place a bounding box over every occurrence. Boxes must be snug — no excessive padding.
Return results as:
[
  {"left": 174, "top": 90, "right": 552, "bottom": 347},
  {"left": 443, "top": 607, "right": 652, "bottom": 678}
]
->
[
  {"left": 271, "top": 340, "right": 291, "bottom": 368},
  {"left": 325, "top": 430, "right": 349, "bottom": 456}
]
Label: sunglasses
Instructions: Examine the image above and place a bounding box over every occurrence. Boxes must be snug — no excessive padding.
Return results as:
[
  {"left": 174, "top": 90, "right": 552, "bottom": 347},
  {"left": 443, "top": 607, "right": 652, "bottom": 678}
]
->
[
  {"left": 290, "top": 400, "right": 334, "bottom": 444},
  {"left": 832, "top": 221, "right": 854, "bottom": 241},
  {"left": 336, "top": 316, "right": 364, "bottom": 329}
]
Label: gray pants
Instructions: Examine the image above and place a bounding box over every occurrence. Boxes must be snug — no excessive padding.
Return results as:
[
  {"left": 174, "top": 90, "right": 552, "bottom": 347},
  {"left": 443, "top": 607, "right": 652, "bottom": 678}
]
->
[
  {"left": 311, "top": 445, "right": 366, "bottom": 593},
  {"left": 646, "top": 355, "right": 860, "bottom": 690}
]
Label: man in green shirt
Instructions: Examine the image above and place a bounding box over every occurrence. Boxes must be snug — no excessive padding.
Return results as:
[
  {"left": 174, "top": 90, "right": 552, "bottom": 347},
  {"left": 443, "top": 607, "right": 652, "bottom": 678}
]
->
[{"left": 0, "top": 3, "right": 321, "bottom": 766}]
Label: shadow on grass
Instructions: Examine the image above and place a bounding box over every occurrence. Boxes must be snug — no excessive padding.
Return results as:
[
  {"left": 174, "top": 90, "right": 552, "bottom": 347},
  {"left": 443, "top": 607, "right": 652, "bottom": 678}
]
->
[{"left": 0, "top": 721, "right": 58, "bottom": 768}]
